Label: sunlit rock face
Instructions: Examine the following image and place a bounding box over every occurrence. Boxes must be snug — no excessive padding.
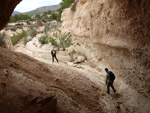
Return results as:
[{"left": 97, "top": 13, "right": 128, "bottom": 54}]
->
[
  {"left": 61, "top": 0, "right": 150, "bottom": 98},
  {"left": 0, "top": 0, "right": 21, "bottom": 30}
]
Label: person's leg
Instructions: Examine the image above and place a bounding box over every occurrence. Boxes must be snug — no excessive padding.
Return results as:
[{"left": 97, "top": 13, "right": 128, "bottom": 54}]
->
[
  {"left": 52, "top": 55, "right": 54, "bottom": 62},
  {"left": 54, "top": 55, "right": 58, "bottom": 62},
  {"left": 107, "top": 83, "right": 110, "bottom": 94},
  {"left": 110, "top": 83, "right": 116, "bottom": 93}
]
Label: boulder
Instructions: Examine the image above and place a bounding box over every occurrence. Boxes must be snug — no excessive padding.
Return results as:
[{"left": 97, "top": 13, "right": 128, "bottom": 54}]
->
[{"left": 74, "top": 56, "right": 86, "bottom": 64}]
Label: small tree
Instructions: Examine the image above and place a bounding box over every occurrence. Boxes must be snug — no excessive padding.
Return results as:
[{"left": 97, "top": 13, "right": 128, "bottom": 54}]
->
[
  {"left": 10, "top": 14, "right": 31, "bottom": 22},
  {"left": 35, "top": 14, "right": 41, "bottom": 19},
  {"left": 38, "top": 36, "right": 48, "bottom": 45},
  {"left": 60, "top": 0, "right": 75, "bottom": 9},
  {"left": 29, "top": 29, "right": 37, "bottom": 37},
  {"left": 47, "top": 10, "right": 52, "bottom": 14},
  {"left": 50, "top": 12, "right": 59, "bottom": 20},
  {"left": 11, "top": 31, "right": 27, "bottom": 45}
]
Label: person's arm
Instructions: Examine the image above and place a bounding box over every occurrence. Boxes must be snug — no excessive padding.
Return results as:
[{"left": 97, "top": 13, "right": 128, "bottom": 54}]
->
[
  {"left": 105, "top": 75, "right": 108, "bottom": 85},
  {"left": 51, "top": 51, "right": 53, "bottom": 55}
]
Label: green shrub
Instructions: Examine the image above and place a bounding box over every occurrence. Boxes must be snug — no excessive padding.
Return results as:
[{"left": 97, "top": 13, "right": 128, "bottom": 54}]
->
[
  {"left": 57, "top": 8, "right": 63, "bottom": 21},
  {"left": 50, "top": 12, "right": 59, "bottom": 20},
  {"left": 0, "top": 32, "right": 6, "bottom": 47},
  {"left": 42, "top": 12, "right": 49, "bottom": 19},
  {"left": 10, "top": 14, "right": 31, "bottom": 22},
  {"left": 48, "top": 33, "right": 72, "bottom": 50},
  {"left": 11, "top": 31, "right": 27, "bottom": 45},
  {"left": 38, "top": 36, "right": 48, "bottom": 45},
  {"left": 44, "top": 26, "right": 50, "bottom": 34},
  {"left": 23, "top": 37, "right": 27, "bottom": 45},
  {"left": 57, "top": 0, "right": 74, "bottom": 21},
  {"left": 49, "top": 37, "right": 59, "bottom": 48},
  {"left": 47, "top": 10, "right": 52, "bottom": 14},
  {"left": 61, "top": 0, "right": 75, "bottom": 9},
  {"left": 59, "top": 33, "right": 72, "bottom": 51},
  {"left": 71, "top": 2, "right": 77, "bottom": 11},
  {"left": 35, "top": 14, "right": 41, "bottom": 19},
  {"left": 29, "top": 29, "right": 37, "bottom": 37}
]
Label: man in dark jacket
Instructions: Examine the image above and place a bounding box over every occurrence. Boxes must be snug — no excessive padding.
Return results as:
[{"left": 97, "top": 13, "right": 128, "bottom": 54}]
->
[
  {"left": 105, "top": 68, "right": 116, "bottom": 94},
  {"left": 51, "top": 48, "right": 58, "bottom": 62}
]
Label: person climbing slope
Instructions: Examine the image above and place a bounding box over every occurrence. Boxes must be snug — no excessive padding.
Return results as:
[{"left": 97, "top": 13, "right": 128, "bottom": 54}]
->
[
  {"left": 51, "top": 48, "right": 58, "bottom": 62},
  {"left": 105, "top": 68, "right": 116, "bottom": 94}
]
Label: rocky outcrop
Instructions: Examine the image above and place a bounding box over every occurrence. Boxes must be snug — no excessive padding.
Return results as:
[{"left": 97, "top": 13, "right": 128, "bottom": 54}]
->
[
  {"left": 61, "top": 0, "right": 150, "bottom": 105},
  {"left": 0, "top": 0, "right": 21, "bottom": 30}
]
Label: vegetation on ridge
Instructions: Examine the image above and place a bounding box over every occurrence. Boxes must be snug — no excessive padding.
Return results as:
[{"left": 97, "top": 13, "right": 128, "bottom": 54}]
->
[
  {"left": 0, "top": 32, "right": 6, "bottom": 48},
  {"left": 10, "top": 14, "right": 31, "bottom": 22},
  {"left": 11, "top": 31, "right": 27, "bottom": 45}
]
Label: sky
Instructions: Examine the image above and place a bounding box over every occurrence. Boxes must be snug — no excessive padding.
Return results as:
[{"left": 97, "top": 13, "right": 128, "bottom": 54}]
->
[{"left": 15, "top": 0, "right": 62, "bottom": 13}]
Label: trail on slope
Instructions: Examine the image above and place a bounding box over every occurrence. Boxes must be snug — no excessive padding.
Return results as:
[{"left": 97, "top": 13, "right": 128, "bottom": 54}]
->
[
  {"left": 12, "top": 40, "right": 150, "bottom": 113},
  {"left": 11, "top": 38, "right": 149, "bottom": 113}
]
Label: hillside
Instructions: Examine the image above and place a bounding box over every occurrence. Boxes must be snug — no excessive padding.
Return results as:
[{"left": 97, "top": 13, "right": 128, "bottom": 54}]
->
[
  {"left": 24, "top": 4, "right": 61, "bottom": 16},
  {"left": 12, "top": 11, "right": 21, "bottom": 15},
  {"left": 0, "top": 47, "right": 108, "bottom": 113}
]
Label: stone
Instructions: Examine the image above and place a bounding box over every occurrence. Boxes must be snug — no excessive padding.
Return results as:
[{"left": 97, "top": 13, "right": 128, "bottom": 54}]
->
[{"left": 74, "top": 56, "right": 85, "bottom": 64}]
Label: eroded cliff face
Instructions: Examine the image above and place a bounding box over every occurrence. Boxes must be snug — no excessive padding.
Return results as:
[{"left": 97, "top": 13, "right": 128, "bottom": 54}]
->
[
  {"left": 0, "top": 0, "right": 21, "bottom": 30},
  {"left": 62, "top": 0, "right": 150, "bottom": 99}
]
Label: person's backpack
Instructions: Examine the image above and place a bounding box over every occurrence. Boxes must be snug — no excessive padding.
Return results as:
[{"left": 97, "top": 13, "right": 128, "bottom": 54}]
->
[
  {"left": 52, "top": 50, "right": 55, "bottom": 54},
  {"left": 109, "top": 71, "right": 116, "bottom": 81}
]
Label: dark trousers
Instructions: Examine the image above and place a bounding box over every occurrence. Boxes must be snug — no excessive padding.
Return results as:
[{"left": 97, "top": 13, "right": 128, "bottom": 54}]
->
[
  {"left": 107, "top": 81, "right": 116, "bottom": 94},
  {"left": 52, "top": 55, "right": 58, "bottom": 62}
]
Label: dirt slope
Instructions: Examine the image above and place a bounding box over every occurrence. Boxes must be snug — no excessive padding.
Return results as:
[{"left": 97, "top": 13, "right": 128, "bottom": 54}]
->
[
  {"left": 13, "top": 40, "right": 150, "bottom": 113},
  {"left": 0, "top": 47, "right": 107, "bottom": 113}
]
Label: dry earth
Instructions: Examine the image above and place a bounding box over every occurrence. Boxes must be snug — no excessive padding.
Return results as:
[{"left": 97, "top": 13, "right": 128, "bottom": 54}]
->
[{"left": 3, "top": 36, "right": 148, "bottom": 113}]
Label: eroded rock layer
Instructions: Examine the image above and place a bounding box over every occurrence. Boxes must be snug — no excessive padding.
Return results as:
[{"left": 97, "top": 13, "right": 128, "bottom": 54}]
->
[{"left": 61, "top": 0, "right": 150, "bottom": 98}]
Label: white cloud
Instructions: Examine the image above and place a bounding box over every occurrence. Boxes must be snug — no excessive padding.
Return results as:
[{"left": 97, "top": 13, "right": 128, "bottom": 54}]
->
[{"left": 15, "top": 0, "right": 62, "bottom": 12}]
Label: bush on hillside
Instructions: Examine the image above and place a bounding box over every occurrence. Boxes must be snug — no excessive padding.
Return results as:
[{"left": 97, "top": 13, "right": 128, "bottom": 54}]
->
[
  {"left": 59, "top": 32, "right": 72, "bottom": 51},
  {"left": 49, "top": 37, "right": 59, "bottom": 48},
  {"left": 49, "top": 12, "right": 59, "bottom": 21},
  {"left": 71, "top": 2, "right": 77, "bottom": 11},
  {"left": 38, "top": 35, "right": 48, "bottom": 45},
  {"left": 0, "top": 32, "right": 6, "bottom": 47},
  {"left": 55, "top": 0, "right": 74, "bottom": 21},
  {"left": 35, "top": 14, "right": 41, "bottom": 19},
  {"left": 11, "top": 31, "right": 27, "bottom": 45},
  {"left": 10, "top": 14, "right": 31, "bottom": 22},
  {"left": 60, "top": 0, "right": 75, "bottom": 9},
  {"left": 57, "top": 9, "right": 63, "bottom": 21},
  {"left": 47, "top": 10, "right": 52, "bottom": 14},
  {"left": 29, "top": 29, "right": 37, "bottom": 37},
  {"left": 23, "top": 37, "right": 27, "bottom": 45},
  {"left": 48, "top": 33, "right": 72, "bottom": 50},
  {"left": 42, "top": 12, "right": 49, "bottom": 19}
]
